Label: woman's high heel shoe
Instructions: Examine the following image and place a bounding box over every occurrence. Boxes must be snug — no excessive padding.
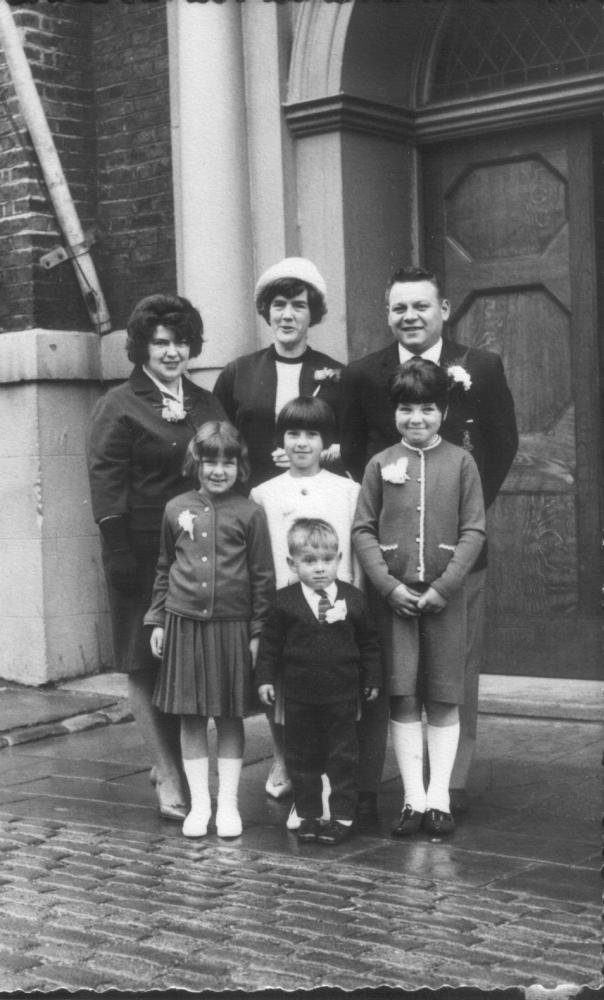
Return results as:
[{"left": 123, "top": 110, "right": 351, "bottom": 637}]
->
[{"left": 154, "top": 773, "right": 187, "bottom": 821}]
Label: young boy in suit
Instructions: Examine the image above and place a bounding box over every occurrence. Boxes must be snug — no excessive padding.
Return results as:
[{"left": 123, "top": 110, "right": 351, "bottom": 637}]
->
[{"left": 256, "top": 518, "right": 381, "bottom": 845}]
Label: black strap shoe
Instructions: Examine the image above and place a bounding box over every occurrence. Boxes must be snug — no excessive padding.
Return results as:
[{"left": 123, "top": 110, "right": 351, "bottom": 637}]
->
[
  {"left": 392, "top": 803, "right": 424, "bottom": 837},
  {"left": 422, "top": 808, "right": 455, "bottom": 836},
  {"left": 297, "top": 819, "right": 320, "bottom": 843}
]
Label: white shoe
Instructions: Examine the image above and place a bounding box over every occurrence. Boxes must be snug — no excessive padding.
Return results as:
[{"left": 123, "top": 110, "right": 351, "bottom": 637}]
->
[
  {"left": 265, "top": 765, "right": 293, "bottom": 800},
  {"left": 182, "top": 807, "right": 210, "bottom": 838},
  {"left": 216, "top": 803, "right": 242, "bottom": 838},
  {"left": 286, "top": 804, "right": 301, "bottom": 831}
]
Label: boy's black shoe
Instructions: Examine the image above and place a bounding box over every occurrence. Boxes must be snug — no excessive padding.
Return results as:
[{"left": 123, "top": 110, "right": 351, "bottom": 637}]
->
[
  {"left": 422, "top": 808, "right": 455, "bottom": 836},
  {"left": 392, "top": 804, "right": 424, "bottom": 837},
  {"left": 297, "top": 819, "right": 320, "bottom": 843},
  {"left": 317, "top": 820, "right": 353, "bottom": 846}
]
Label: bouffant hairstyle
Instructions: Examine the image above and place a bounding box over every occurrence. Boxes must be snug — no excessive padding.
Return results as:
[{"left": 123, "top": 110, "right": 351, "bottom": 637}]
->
[
  {"left": 287, "top": 517, "right": 340, "bottom": 556},
  {"left": 126, "top": 293, "right": 204, "bottom": 365},
  {"left": 256, "top": 278, "right": 326, "bottom": 327},
  {"left": 275, "top": 395, "right": 336, "bottom": 449},
  {"left": 384, "top": 265, "right": 445, "bottom": 306},
  {"left": 182, "top": 421, "right": 250, "bottom": 484},
  {"left": 389, "top": 358, "right": 450, "bottom": 414}
]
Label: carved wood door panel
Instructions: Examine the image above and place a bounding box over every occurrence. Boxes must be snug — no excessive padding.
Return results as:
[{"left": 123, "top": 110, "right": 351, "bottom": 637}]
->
[{"left": 422, "top": 124, "right": 602, "bottom": 678}]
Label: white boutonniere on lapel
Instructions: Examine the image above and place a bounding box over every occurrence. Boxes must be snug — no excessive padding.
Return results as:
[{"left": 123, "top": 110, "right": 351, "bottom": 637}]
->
[
  {"left": 381, "top": 457, "right": 410, "bottom": 484},
  {"left": 447, "top": 365, "right": 472, "bottom": 391},
  {"left": 161, "top": 398, "right": 186, "bottom": 422},
  {"left": 325, "top": 599, "right": 347, "bottom": 624},
  {"left": 177, "top": 509, "right": 197, "bottom": 540},
  {"left": 312, "top": 368, "right": 341, "bottom": 396}
]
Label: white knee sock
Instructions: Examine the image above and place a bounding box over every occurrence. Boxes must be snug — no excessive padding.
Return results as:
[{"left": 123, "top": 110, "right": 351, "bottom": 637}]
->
[
  {"left": 183, "top": 757, "right": 210, "bottom": 813},
  {"left": 216, "top": 758, "right": 243, "bottom": 837},
  {"left": 426, "top": 722, "right": 460, "bottom": 813},
  {"left": 182, "top": 757, "right": 211, "bottom": 837},
  {"left": 389, "top": 719, "right": 426, "bottom": 813}
]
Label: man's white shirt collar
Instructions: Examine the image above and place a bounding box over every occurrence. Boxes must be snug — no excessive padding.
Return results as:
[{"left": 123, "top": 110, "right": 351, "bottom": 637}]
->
[
  {"left": 301, "top": 580, "right": 338, "bottom": 618},
  {"left": 398, "top": 339, "right": 443, "bottom": 365}
]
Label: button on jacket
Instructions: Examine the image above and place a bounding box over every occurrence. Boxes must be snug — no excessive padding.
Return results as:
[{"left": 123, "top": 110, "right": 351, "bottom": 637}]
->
[{"left": 144, "top": 489, "right": 275, "bottom": 635}]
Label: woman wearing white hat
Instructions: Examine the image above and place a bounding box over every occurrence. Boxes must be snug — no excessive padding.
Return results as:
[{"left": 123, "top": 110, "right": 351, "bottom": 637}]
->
[
  {"left": 213, "top": 258, "right": 345, "bottom": 800},
  {"left": 213, "top": 257, "right": 344, "bottom": 489}
]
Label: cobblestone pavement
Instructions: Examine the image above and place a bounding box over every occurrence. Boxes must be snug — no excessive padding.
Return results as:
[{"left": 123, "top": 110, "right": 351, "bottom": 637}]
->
[{"left": 0, "top": 713, "right": 601, "bottom": 994}]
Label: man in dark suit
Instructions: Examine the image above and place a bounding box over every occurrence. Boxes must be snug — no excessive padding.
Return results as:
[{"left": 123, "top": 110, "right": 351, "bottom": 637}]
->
[{"left": 341, "top": 264, "right": 518, "bottom": 820}]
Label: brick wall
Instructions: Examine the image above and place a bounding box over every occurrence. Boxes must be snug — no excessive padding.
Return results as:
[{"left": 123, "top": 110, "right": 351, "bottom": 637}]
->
[
  {"left": 91, "top": 0, "right": 177, "bottom": 331},
  {"left": 0, "top": 0, "right": 176, "bottom": 335},
  {"left": 0, "top": 1, "right": 95, "bottom": 332}
]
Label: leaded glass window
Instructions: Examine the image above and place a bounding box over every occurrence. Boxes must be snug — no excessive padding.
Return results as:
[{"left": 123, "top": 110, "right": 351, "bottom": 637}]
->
[{"left": 429, "top": 0, "right": 604, "bottom": 103}]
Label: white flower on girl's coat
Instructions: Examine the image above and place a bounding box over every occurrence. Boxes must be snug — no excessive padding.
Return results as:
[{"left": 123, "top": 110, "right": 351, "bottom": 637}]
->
[
  {"left": 381, "top": 457, "right": 411, "bottom": 484},
  {"left": 177, "top": 509, "right": 197, "bottom": 540},
  {"left": 324, "top": 599, "right": 347, "bottom": 624},
  {"left": 447, "top": 365, "right": 472, "bottom": 391}
]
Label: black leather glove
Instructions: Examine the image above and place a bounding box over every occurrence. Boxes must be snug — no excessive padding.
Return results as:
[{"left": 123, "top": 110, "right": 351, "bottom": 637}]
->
[{"left": 99, "top": 516, "right": 138, "bottom": 594}]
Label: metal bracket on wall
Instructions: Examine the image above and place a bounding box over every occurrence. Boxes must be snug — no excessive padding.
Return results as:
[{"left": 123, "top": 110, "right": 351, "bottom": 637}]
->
[{"left": 40, "top": 232, "right": 96, "bottom": 271}]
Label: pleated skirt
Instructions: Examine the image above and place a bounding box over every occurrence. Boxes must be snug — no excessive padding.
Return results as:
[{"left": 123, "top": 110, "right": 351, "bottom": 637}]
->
[{"left": 153, "top": 613, "right": 252, "bottom": 717}]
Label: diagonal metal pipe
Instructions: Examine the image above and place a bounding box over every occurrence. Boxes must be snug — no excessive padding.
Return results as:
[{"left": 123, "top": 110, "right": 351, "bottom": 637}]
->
[{"left": 0, "top": 0, "right": 111, "bottom": 333}]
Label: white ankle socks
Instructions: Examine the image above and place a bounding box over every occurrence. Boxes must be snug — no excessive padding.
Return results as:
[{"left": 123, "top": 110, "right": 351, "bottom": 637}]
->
[
  {"left": 426, "top": 722, "right": 460, "bottom": 813},
  {"left": 390, "top": 719, "right": 426, "bottom": 813}
]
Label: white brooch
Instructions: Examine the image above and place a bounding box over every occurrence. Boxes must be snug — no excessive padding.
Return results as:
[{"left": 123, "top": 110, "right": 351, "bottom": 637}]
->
[
  {"left": 161, "top": 398, "right": 186, "bottom": 422},
  {"left": 381, "top": 457, "right": 410, "bottom": 484},
  {"left": 447, "top": 365, "right": 472, "bottom": 391},
  {"left": 177, "top": 509, "right": 197, "bottom": 540},
  {"left": 325, "top": 599, "right": 347, "bottom": 624}
]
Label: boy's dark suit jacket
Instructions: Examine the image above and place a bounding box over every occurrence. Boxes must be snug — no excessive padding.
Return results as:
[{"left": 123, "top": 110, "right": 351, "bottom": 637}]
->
[
  {"left": 340, "top": 339, "right": 518, "bottom": 508},
  {"left": 256, "top": 580, "right": 382, "bottom": 704}
]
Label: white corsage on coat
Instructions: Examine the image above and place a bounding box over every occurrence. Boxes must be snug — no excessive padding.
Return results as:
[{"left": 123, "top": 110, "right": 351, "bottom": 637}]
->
[
  {"left": 447, "top": 365, "right": 472, "bottom": 391},
  {"left": 381, "top": 457, "right": 410, "bottom": 485},
  {"left": 324, "top": 599, "right": 347, "bottom": 624},
  {"left": 177, "top": 509, "right": 197, "bottom": 540},
  {"left": 161, "top": 398, "right": 186, "bottom": 422}
]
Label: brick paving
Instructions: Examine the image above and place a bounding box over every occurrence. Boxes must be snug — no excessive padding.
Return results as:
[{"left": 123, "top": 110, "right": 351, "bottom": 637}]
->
[{"left": 0, "top": 813, "right": 600, "bottom": 993}]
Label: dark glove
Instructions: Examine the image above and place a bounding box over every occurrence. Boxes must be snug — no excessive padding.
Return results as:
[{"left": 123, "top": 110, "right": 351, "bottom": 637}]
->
[{"left": 99, "top": 516, "right": 138, "bottom": 594}]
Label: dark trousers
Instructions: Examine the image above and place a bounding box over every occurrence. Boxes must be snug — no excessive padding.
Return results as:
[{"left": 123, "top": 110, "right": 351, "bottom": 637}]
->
[{"left": 284, "top": 698, "right": 359, "bottom": 822}]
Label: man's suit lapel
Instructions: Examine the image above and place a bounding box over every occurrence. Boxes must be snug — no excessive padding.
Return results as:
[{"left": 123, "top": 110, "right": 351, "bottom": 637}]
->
[
  {"left": 440, "top": 339, "right": 470, "bottom": 368},
  {"left": 255, "top": 347, "right": 278, "bottom": 413}
]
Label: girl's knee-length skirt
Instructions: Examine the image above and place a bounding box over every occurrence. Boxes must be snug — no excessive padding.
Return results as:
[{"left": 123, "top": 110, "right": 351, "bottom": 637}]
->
[
  {"left": 153, "top": 613, "right": 252, "bottom": 718},
  {"left": 375, "top": 586, "right": 467, "bottom": 704}
]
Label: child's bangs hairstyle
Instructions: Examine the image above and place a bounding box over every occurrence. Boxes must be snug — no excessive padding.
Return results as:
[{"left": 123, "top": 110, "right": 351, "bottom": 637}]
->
[
  {"left": 389, "top": 358, "right": 450, "bottom": 413},
  {"left": 183, "top": 421, "right": 250, "bottom": 483},
  {"left": 287, "top": 517, "right": 339, "bottom": 556},
  {"left": 276, "top": 396, "right": 335, "bottom": 448}
]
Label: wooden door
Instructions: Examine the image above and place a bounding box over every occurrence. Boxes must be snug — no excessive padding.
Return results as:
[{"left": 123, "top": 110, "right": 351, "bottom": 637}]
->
[{"left": 422, "top": 123, "right": 602, "bottom": 678}]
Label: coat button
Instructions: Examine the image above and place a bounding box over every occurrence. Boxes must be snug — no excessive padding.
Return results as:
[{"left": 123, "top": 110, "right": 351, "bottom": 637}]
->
[
  {"left": 204, "top": 507, "right": 209, "bottom": 513},
  {"left": 416, "top": 506, "right": 421, "bottom": 511},
  {"left": 202, "top": 582, "right": 207, "bottom": 588},
  {"left": 202, "top": 556, "right": 207, "bottom": 562},
  {"left": 415, "top": 537, "right": 420, "bottom": 543},
  {"left": 202, "top": 531, "right": 208, "bottom": 537}
]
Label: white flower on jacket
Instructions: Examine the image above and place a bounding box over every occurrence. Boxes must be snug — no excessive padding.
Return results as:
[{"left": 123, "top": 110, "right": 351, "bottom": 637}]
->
[
  {"left": 314, "top": 367, "right": 341, "bottom": 384},
  {"left": 161, "top": 398, "right": 186, "bottom": 422},
  {"left": 325, "top": 599, "right": 347, "bottom": 624},
  {"left": 381, "top": 457, "right": 410, "bottom": 484},
  {"left": 177, "top": 509, "right": 197, "bottom": 540},
  {"left": 447, "top": 365, "right": 472, "bottom": 391}
]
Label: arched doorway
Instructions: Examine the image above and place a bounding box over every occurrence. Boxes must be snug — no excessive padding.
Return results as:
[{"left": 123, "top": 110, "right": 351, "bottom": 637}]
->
[{"left": 286, "top": 0, "right": 603, "bottom": 679}]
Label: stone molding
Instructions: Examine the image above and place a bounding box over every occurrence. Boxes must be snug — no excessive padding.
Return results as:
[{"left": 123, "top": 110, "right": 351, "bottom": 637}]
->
[{"left": 285, "top": 76, "right": 604, "bottom": 144}]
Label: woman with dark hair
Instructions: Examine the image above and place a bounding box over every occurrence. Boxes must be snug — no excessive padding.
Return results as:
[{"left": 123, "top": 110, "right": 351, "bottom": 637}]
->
[
  {"left": 213, "top": 257, "right": 344, "bottom": 490},
  {"left": 86, "top": 293, "right": 225, "bottom": 820}
]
